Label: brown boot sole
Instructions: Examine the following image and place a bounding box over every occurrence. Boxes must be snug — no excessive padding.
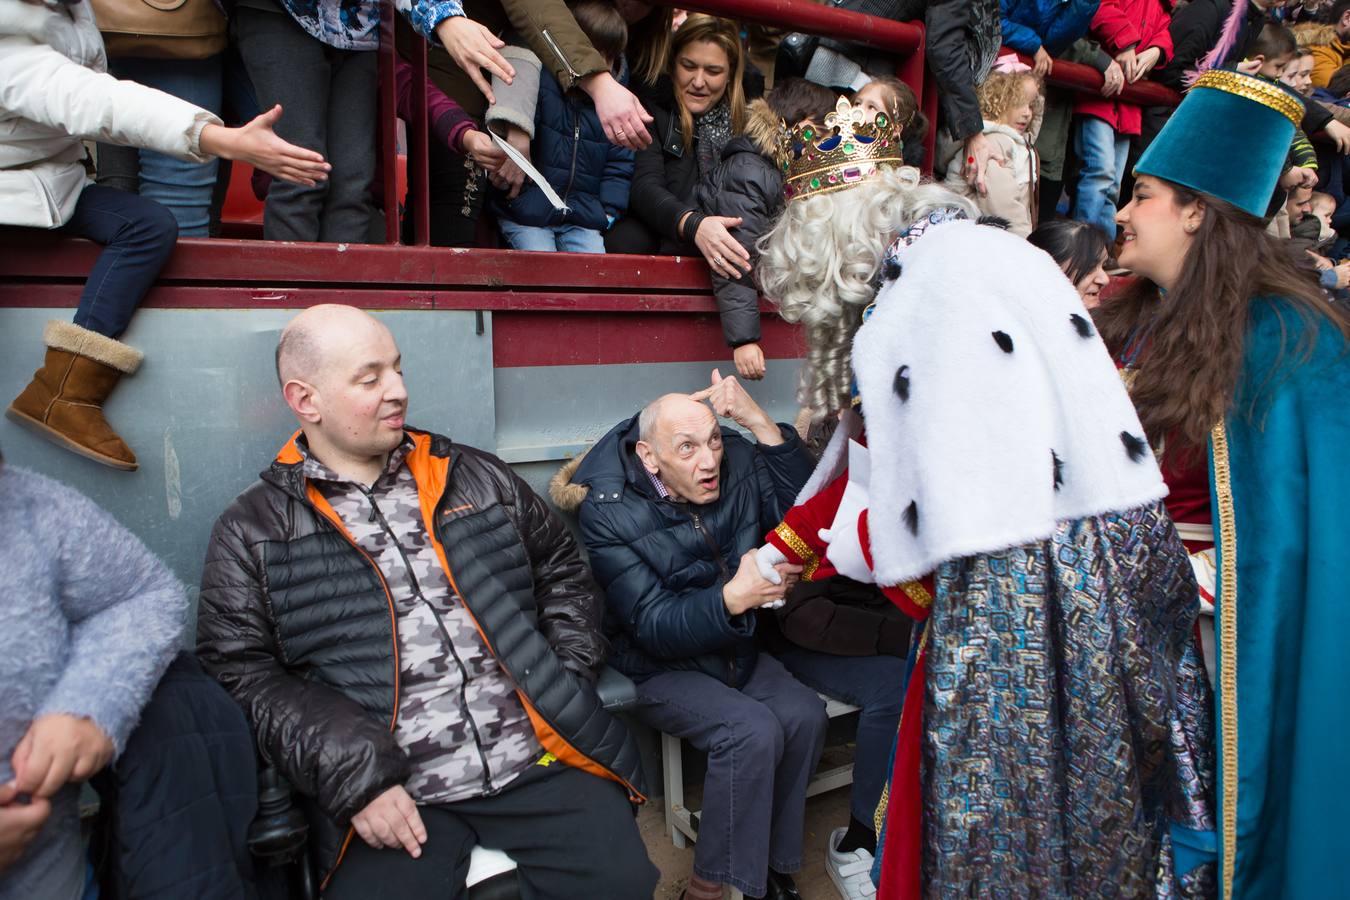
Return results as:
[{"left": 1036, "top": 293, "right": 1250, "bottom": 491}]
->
[{"left": 4, "top": 405, "right": 139, "bottom": 471}]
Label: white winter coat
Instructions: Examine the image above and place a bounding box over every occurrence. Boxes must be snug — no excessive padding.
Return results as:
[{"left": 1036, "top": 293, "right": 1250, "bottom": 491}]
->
[{"left": 0, "top": 0, "right": 221, "bottom": 227}]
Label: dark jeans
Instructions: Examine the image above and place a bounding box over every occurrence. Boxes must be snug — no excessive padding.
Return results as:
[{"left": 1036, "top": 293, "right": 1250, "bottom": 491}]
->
[
  {"left": 774, "top": 646, "right": 904, "bottom": 825},
  {"left": 635, "top": 653, "right": 828, "bottom": 896},
  {"left": 324, "top": 763, "right": 657, "bottom": 900},
  {"left": 56, "top": 184, "right": 178, "bottom": 338},
  {"left": 233, "top": 6, "right": 375, "bottom": 242}
]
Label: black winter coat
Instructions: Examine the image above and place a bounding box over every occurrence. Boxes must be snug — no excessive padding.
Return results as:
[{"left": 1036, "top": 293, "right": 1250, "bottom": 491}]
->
[
  {"left": 92, "top": 654, "right": 261, "bottom": 900},
  {"left": 197, "top": 428, "right": 644, "bottom": 887},
  {"left": 570, "top": 414, "right": 814, "bottom": 687},
  {"left": 628, "top": 101, "right": 702, "bottom": 252},
  {"left": 693, "top": 132, "right": 784, "bottom": 348}
]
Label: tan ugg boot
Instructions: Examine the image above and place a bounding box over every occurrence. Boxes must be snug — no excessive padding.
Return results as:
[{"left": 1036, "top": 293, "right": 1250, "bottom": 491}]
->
[{"left": 6, "top": 321, "right": 144, "bottom": 471}]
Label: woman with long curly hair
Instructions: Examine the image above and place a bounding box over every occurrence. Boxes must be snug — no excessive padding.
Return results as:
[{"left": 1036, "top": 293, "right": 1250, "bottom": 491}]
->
[{"left": 1097, "top": 69, "right": 1350, "bottom": 899}]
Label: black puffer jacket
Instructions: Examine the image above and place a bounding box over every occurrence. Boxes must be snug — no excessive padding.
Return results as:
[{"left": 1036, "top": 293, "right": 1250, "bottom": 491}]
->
[
  {"left": 553, "top": 414, "right": 814, "bottom": 687},
  {"left": 197, "top": 428, "right": 643, "bottom": 887},
  {"left": 693, "top": 100, "right": 786, "bottom": 348}
]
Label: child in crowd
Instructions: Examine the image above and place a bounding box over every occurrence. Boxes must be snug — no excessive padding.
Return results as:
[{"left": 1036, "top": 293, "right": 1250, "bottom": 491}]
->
[
  {"left": 1311, "top": 190, "right": 1339, "bottom": 244},
  {"left": 942, "top": 61, "right": 1042, "bottom": 236},
  {"left": 489, "top": 0, "right": 634, "bottom": 253},
  {"left": 1027, "top": 218, "right": 1112, "bottom": 308},
  {"left": 852, "top": 75, "right": 927, "bottom": 167},
  {"left": 1283, "top": 46, "right": 1318, "bottom": 96},
  {"left": 692, "top": 77, "right": 837, "bottom": 378},
  {"left": 1072, "top": 0, "right": 1171, "bottom": 239},
  {"left": 1243, "top": 22, "right": 1299, "bottom": 80}
]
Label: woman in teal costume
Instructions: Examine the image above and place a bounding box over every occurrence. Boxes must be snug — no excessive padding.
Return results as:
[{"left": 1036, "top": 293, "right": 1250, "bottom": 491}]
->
[{"left": 1097, "top": 69, "right": 1350, "bottom": 900}]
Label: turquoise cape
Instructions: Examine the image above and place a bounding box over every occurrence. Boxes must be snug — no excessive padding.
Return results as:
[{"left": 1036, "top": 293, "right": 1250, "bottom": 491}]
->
[{"left": 1211, "top": 297, "right": 1350, "bottom": 899}]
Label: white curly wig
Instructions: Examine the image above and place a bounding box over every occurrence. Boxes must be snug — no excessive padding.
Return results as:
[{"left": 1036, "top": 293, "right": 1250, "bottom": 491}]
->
[{"left": 757, "top": 166, "right": 976, "bottom": 415}]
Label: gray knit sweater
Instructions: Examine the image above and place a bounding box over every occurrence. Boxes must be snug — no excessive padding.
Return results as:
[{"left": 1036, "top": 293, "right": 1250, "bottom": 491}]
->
[{"left": 0, "top": 466, "right": 186, "bottom": 899}]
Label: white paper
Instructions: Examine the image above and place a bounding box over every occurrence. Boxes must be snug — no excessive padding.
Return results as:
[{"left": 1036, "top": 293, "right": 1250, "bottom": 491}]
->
[{"left": 490, "top": 132, "right": 569, "bottom": 212}]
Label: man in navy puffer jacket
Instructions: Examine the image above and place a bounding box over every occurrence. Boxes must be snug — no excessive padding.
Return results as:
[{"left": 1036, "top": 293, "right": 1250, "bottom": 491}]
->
[
  {"left": 551, "top": 370, "right": 826, "bottom": 900},
  {"left": 491, "top": 0, "right": 633, "bottom": 252}
]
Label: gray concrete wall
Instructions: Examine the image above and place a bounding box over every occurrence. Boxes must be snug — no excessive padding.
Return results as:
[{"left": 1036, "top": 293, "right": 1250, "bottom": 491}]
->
[{"left": 2, "top": 309, "right": 803, "bottom": 621}]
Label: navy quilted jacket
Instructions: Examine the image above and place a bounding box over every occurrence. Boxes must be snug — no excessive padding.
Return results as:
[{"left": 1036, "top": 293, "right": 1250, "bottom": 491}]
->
[
  {"left": 570, "top": 414, "right": 814, "bottom": 687},
  {"left": 494, "top": 70, "right": 634, "bottom": 230}
]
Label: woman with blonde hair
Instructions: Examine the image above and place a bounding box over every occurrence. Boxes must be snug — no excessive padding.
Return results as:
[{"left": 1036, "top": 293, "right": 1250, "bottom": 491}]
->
[{"left": 605, "top": 14, "right": 749, "bottom": 270}]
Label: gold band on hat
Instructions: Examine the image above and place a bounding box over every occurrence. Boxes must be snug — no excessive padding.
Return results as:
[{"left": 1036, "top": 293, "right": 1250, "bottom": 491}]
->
[{"left": 1193, "top": 69, "right": 1303, "bottom": 126}]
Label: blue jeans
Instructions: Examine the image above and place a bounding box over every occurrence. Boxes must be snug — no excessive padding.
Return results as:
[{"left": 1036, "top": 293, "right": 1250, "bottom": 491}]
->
[
  {"left": 499, "top": 220, "right": 606, "bottom": 252},
  {"left": 635, "top": 654, "right": 827, "bottom": 895},
  {"left": 775, "top": 647, "right": 905, "bottom": 825},
  {"left": 57, "top": 185, "right": 178, "bottom": 338},
  {"left": 1073, "top": 115, "right": 1131, "bottom": 240},
  {"left": 102, "top": 56, "right": 223, "bottom": 237}
]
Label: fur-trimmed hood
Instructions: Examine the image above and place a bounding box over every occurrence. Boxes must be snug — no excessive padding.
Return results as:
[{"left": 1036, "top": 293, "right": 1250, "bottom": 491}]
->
[
  {"left": 743, "top": 98, "right": 785, "bottom": 159},
  {"left": 549, "top": 450, "right": 591, "bottom": 512}
]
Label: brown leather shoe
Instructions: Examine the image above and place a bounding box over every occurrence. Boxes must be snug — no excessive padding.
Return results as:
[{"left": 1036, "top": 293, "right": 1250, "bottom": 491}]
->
[{"left": 6, "top": 321, "right": 143, "bottom": 471}]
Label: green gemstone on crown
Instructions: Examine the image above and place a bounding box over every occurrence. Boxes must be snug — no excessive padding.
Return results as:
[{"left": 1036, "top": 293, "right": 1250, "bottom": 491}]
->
[
  {"left": 810, "top": 177, "right": 821, "bottom": 189},
  {"left": 844, "top": 142, "right": 855, "bottom": 154}
]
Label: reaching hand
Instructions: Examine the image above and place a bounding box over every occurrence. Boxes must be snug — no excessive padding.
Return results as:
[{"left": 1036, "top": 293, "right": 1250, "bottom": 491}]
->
[
  {"left": 351, "top": 786, "right": 427, "bottom": 858},
  {"left": 485, "top": 126, "right": 532, "bottom": 198},
  {"left": 10, "top": 714, "right": 114, "bottom": 799},
  {"left": 435, "top": 16, "right": 514, "bottom": 104},
  {"left": 962, "top": 131, "right": 1007, "bottom": 197},
  {"left": 1326, "top": 119, "right": 1350, "bottom": 154},
  {"left": 1333, "top": 261, "right": 1350, "bottom": 289},
  {"left": 723, "top": 550, "right": 800, "bottom": 615},
  {"left": 0, "top": 783, "right": 50, "bottom": 874},
  {"left": 198, "top": 106, "right": 330, "bottom": 186},
  {"left": 581, "top": 72, "right": 653, "bottom": 150},
  {"left": 694, "top": 216, "right": 752, "bottom": 279},
  {"left": 1100, "top": 60, "right": 1126, "bottom": 97},
  {"left": 734, "top": 342, "right": 765, "bottom": 380},
  {"left": 462, "top": 130, "right": 507, "bottom": 171},
  {"left": 1234, "top": 58, "right": 1263, "bottom": 76},
  {"left": 1032, "top": 46, "right": 1054, "bottom": 78},
  {"left": 755, "top": 542, "right": 788, "bottom": 585}
]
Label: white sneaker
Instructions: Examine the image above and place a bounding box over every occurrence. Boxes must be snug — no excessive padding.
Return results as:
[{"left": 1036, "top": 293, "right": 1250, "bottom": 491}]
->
[{"left": 826, "top": 826, "right": 876, "bottom": 899}]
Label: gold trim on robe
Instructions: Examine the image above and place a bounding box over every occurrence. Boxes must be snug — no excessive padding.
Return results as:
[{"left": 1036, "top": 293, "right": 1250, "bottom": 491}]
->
[
  {"left": 773, "top": 522, "right": 820, "bottom": 580},
  {"left": 1212, "top": 420, "right": 1240, "bottom": 900}
]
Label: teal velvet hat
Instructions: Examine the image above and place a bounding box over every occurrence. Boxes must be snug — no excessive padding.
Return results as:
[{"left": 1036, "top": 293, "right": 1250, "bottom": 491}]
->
[{"left": 1134, "top": 70, "right": 1304, "bottom": 218}]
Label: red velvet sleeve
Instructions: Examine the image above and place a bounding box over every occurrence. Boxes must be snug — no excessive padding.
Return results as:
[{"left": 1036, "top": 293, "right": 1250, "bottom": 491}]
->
[{"left": 764, "top": 468, "right": 849, "bottom": 581}]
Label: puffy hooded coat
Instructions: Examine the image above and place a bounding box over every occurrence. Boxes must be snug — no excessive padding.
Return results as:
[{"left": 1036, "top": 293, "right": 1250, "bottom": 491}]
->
[
  {"left": 551, "top": 414, "right": 814, "bottom": 688},
  {"left": 0, "top": 0, "right": 218, "bottom": 228},
  {"left": 197, "top": 428, "right": 644, "bottom": 889},
  {"left": 493, "top": 66, "right": 634, "bottom": 230},
  {"left": 693, "top": 99, "right": 787, "bottom": 348}
]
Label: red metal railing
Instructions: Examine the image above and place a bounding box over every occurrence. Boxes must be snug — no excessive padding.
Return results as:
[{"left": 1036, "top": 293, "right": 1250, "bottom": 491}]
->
[{"left": 0, "top": 0, "right": 1185, "bottom": 295}]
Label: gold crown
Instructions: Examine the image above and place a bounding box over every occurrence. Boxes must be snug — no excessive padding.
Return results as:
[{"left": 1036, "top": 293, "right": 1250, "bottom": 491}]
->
[{"left": 781, "top": 96, "right": 905, "bottom": 202}]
